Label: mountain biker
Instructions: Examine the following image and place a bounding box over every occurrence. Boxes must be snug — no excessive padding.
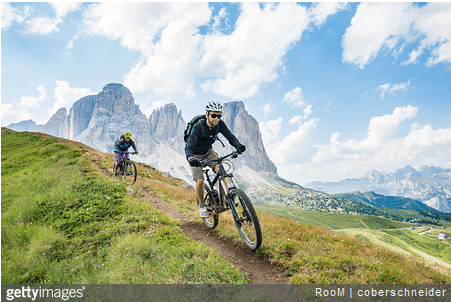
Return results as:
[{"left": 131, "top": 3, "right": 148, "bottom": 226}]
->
[
  {"left": 114, "top": 131, "right": 138, "bottom": 173},
  {"left": 185, "top": 101, "right": 246, "bottom": 218}
]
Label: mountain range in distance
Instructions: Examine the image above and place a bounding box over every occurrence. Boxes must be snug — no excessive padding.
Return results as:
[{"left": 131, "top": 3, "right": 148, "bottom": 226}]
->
[
  {"left": 7, "top": 83, "right": 451, "bottom": 214},
  {"left": 307, "top": 165, "right": 451, "bottom": 213}
]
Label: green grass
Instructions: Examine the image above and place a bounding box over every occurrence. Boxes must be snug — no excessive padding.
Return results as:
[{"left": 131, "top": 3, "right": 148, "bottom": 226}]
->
[
  {"left": 255, "top": 204, "right": 415, "bottom": 230},
  {"left": 378, "top": 229, "right": 451, "bottom": 264},
  {"left": 1, "top": 129, "right": 247, "bottom": 284},
  {"left": 336, "top": 228, "right": 451, "bottom": 267}
]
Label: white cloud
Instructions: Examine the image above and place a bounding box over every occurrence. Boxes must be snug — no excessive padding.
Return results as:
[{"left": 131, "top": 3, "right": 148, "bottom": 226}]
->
[
  {"left": 1, "top": 103, "right": 16, "bottom": 117},
  {"left": 81, "top": 3, "right": 349, "bottom": 99},
  {"left": 308, "top": 2, "right": 348, "bottom": 27},
  {"left": 24, "top": 2, "right": 80, "bottom": 34},
  {"left": 378, "top": 79, "right": 411, "bottom": 99},
  {"left": 378, "top": 84, "right": 391, "bottom": 100},
  {"left": 1, "top": 2, "right": 31, "bottom": 29},
  {"left": 282, "top": 87, "right": 306, "bottom": 108},
  {"left": 259, "top": 117, "right": 282, "bottom": 147},
  {"left": 25, "top": 16, "right": 60, "bottom": 34},
  {"left": 390, "top": 79, "right": 411, "bottom": 94},
  {"left": 212, "top": 7, "right": 227, "bottom": 33},
  {"left": 262, "top": 103, "right": 275, "bottom": 119},
  {"left": 18, "top": 86, "right": 47, "bottom": 109},
  {"left": 50, "top": 81, "right": 95, "bottom": 116},
  {"left": 84, "top": 2, "right": 211, "bottom": 97},
  {"left": 272, "top": 105, "right": 451, "bottom": 185},
  {"left": 363, "top": 105, "right": 418, "bottom": 149},
  {"left": 268, "top": 118, "right": 318, "bottom": 166},
  {"left": 289, "top": 105, "right": 312, "bottom": 125},
  {"left": 317, "top": 105, "right": 418, "bottom": 156},
  {"left": 289, "top": 115, "right": 302, "bottom": 125},
  {"left": 2, "top": 86, "right": 47, "bottom": 124},
  {"left": 51, "top": 2, "right": 80, "bottom": 19},
  {"left": 405, "top": 124, "right": 451, "bottom": 149},
  {"left": 302, "top": 105, "right": 312, "bottom": 119},
  {"left": 342, "top": 2, "right": 451, "bottom": 69},
  {"left": 200, "top": 3, "right": 310, "bottom": 99}
]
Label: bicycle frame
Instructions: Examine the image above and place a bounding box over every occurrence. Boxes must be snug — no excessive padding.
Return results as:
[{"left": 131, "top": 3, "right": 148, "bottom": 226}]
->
[
  {"left": 201, "top": 152, "right": 241, "bottom": 221},
  {"left": 115, "top": 151, "right": 136, "bottom": 166},
  {"left": 199, "top": 151, "right": 262, "bottom": 249}
]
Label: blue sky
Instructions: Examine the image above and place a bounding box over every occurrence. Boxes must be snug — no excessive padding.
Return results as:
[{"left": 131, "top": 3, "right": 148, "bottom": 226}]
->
[{"left": 2, "top": 2, "right": 451, "bottom": 185}]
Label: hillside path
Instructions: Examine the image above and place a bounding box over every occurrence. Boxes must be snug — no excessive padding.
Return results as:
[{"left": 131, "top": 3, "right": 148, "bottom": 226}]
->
[
  {"left": 91, "top": 154, "right": 289, "bottom": 284},
  {"left": 137, "top": 186, "right": 289, "bottom": 284}
]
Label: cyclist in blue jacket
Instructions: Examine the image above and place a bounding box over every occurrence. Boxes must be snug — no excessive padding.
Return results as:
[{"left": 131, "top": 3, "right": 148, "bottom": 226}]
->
[
  {"left": 114, "top": 131, "right": 138, "bottom": 173},
  {"left": 185, "top": 101, "right": 245, "bottom": 218}
]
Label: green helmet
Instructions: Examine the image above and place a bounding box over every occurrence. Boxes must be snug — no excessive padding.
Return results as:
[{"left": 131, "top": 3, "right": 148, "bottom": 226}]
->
[{"left": 124, "top": 131, "right": 132, "bottom": 138}]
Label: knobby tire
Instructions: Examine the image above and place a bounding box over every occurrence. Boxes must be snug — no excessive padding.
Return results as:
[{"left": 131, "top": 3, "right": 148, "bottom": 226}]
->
[
  {"left": 124, "top": 161, "right": 137, "bottom": 185},
  {"left": 229, "top": 188, "right": 262, "bottom": 250}
]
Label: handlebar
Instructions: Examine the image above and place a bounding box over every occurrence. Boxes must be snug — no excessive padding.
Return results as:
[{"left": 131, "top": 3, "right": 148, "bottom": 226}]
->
[
  {"left": 200, "top": 151, "right": 240, "bottom": 167},
  {"left": 114, "top": 150, "right": 137, "bottom": 155}
]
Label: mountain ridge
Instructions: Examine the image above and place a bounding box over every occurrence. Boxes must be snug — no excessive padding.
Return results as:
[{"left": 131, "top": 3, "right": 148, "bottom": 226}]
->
[
  {"left": 306, "top": 166, "right": 451, "bottom": 213},
  {"left": 7, "top": 83, "right": 277, "bottom": 184},
  {"left": 334, "top": 191, "right": 439, "bottom": 212}
]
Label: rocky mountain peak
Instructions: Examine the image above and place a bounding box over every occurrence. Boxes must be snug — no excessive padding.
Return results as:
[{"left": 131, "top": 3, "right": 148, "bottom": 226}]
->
[
  {"left": 149, "top": 103, "right": 185, "bottom": 142},
  {"left": 394, "top": 165, "right": 418, "bottom": 180},
  {"left": 97, "top": 83, "right": 136, "bottom": 114}
]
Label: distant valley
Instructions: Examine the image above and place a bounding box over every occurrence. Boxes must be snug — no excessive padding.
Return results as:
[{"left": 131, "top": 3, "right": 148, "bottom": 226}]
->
[{"left": 306, "top": 165, "right": 451, "bottom": 213}]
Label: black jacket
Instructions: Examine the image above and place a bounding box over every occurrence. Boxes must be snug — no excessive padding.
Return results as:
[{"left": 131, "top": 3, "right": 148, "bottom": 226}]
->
[
  {"left": 115, "top": 136, "right": 138, "bottom": 152},
  {"left": 185, "top": 117, "right": 240, "bottom": 159}
]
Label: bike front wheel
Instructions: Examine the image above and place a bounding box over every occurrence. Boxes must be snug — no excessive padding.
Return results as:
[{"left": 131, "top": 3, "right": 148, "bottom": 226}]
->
[
  {"left": 123, "top": 161, "right": 137, "bottom": 185},
  {"left": 113, "top": 163, "right": 122, "bottom": 181},
  {"left": 229, "top": 188, "right": 262, "bottom": 250}
]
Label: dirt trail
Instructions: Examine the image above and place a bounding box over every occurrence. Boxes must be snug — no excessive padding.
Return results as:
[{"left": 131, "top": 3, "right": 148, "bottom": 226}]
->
[{"left": 90, "top": 152, "right": 289, "bottom": 284}]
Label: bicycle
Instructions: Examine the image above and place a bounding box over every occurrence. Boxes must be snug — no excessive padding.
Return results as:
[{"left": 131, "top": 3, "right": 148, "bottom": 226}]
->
[
  {"left": 199, "top": 151, "right": 262, "bottom": 250},
  {"left": 113, "top": 151, "right": 137, "bottom": 185}
]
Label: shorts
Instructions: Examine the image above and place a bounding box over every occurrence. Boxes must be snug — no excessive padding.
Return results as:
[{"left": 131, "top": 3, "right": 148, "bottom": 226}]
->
[
  {"left": 115, "top": 151, "right": 129, "bottom": 162},
  {"left": 191, "top": 149, "right": 219, "bottom": 181}
]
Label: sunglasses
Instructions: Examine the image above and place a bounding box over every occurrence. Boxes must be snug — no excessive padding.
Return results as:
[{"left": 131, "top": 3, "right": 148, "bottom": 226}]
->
[{"left": 210, "top": 113, "right": 222, "bottom": 119}]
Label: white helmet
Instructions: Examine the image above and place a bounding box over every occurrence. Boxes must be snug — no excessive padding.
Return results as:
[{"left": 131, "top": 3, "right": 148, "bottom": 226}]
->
[{"left": 205, "top": 101, "right": 223, "bottom": 112}]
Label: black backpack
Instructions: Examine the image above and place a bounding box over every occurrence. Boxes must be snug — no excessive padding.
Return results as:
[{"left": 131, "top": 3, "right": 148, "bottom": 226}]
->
[
  {"left": 184, "top": 115, "right": 206, "bottom": 142},
  {"left": 184, "top": 115, "right": 223, "bottom": 146}
]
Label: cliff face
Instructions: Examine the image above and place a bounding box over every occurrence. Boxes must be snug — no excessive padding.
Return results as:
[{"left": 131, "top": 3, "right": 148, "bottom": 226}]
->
[
  {"left": 220, "top": 102, "right": 277, "bottom": 175},
  {"left": 149, "top": 103, "right": 185, "bottom": 153},
  {"left": 7, "top": 83, "right": 278, "bottom": 183}
]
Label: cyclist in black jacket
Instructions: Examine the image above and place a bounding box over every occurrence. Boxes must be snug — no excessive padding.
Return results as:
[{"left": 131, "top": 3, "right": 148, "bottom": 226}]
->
[
  {"left": 185, "top": 101, "right": 246, "bottom": 218},
  {"left": 114, "top": 131, "right": 138, "bottom": 173}
]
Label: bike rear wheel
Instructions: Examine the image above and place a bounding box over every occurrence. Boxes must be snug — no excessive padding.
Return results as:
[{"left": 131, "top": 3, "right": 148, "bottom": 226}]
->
[
  {"left": 123, "top": 161, "right": 137, "bottom": 185},
  {"left": 229, "top": 188, "right": 262, "bottom": 250},
  {"left": 203, "top": 183, "right": 218, "bottom": 229}
]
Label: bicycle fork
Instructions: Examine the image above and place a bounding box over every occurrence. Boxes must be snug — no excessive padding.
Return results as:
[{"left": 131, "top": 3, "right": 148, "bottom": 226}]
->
[{"left": 220, "top": 177, "right": 245, "bottom": 227}]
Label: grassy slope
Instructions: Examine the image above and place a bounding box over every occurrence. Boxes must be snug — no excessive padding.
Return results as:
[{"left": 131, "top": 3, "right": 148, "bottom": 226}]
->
[
  {"left": 2, "top": 128, "right": 450, "bottom": 284},
  {"left": 257, "top": 204, "right": 451, "bottom": 269},
  {"left": 255, "top": 204, "right": 416, "bottom": 230},
  {"left": 1, "top": 129, "right": 246, "bottom": 284}
]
